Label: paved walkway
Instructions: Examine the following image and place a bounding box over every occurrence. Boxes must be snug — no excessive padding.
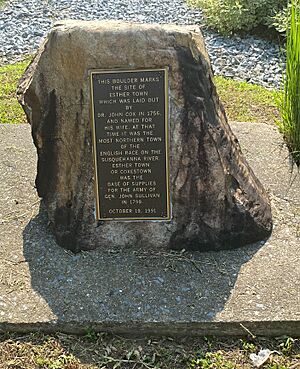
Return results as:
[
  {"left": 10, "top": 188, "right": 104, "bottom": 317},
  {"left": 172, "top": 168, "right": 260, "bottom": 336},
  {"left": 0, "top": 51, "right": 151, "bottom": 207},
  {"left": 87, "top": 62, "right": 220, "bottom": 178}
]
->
[{"left": 0, "top": 122, "right": 299, "bottom": 336}]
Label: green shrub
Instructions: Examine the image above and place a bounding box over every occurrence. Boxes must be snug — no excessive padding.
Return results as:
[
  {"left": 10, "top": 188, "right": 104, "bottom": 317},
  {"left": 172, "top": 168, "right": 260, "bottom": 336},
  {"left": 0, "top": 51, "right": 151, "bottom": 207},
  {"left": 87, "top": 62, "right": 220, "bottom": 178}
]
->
[
  {"left": 272, "top": 2, "right": 300, "bottom": 33},
  {"left": 277, "top": 0, "right": 300, "bottom": 165},
  {"left": 188, "top": 0, "right": 286, "bottom": 35}
]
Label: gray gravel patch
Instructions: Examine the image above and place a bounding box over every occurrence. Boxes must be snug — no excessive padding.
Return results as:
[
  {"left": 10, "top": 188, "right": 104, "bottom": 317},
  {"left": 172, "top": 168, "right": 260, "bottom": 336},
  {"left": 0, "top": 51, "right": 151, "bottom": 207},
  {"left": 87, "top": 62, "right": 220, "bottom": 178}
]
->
[{"left": 0, "top": 0, "right": 283, "bottom": 87}]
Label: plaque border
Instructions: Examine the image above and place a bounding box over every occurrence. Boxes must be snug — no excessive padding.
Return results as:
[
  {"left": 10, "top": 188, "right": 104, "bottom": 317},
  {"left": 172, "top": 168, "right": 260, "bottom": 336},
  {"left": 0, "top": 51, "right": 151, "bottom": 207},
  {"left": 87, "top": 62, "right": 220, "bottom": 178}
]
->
[{"left": 89, "top": 68, "right": 171, "bottom": 221}]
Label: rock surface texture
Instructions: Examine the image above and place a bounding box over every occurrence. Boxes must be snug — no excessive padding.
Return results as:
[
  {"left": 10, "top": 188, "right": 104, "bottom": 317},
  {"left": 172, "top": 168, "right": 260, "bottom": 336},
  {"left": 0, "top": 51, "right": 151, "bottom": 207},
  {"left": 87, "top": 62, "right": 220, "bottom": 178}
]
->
[{"left": 18, "top": 20, "right": 272, "bottom": 253}]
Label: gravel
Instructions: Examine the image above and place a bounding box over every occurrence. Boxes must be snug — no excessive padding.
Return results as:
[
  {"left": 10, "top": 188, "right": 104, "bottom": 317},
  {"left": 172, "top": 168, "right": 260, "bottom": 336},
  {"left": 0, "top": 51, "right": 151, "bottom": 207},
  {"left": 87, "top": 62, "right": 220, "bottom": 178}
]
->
[{"left": 0, "top": 0, "right": 284, "bottom": 88}]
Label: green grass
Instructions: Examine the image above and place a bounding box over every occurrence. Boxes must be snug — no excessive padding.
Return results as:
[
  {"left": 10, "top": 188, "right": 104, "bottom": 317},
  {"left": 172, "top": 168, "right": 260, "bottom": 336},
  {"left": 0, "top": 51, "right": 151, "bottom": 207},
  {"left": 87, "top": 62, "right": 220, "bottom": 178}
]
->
[
  {"left": 0, "top": 59, "right": 281, "bottom": 126},
  {"left": 0, "top": 59, "right": 31, "bottom": 124},
  {"left": 214, "top": 76, "right": 281, "bottom": 124},
  {"left": 0, "top": 333, "right": 299, "bottom": 369},
  {"left": 277, "top": 0, "right": 300, "bottom": 165}
]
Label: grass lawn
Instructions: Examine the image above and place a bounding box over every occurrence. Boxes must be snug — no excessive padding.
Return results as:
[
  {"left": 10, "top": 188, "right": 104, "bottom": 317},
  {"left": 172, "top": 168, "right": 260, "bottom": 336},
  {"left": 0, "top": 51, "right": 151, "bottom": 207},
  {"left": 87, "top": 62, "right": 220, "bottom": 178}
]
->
[
  {"left": 0, "top": 332, "right": 299, "bottom": 368},
  {"left": 0, "top": 59, "right": 31, "bottom": 124},
  {"left": 0, "top": 59, "right": 281, "bottom": 125},
  {"left": 214, "top": 76, "right": 281, "bottom": 124}
]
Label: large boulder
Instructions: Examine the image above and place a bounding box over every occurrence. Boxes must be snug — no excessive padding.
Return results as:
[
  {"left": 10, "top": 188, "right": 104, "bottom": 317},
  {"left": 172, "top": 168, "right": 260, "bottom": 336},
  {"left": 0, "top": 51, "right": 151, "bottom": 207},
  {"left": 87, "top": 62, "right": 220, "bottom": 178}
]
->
[{"left": 18, "top": 20, "right": 272, "bottom": 253}]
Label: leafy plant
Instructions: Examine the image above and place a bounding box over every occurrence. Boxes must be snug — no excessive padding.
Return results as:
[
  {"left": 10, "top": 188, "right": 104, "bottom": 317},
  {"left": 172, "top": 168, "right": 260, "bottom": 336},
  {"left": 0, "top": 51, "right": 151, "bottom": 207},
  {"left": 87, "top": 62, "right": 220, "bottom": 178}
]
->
[
  {"left": 35, "top": 354, "right": 77, "bottom": 368},
  {"left": 278, "top": 336, "right": 296, "bottom": 355},
  {"left": 83, "top": 327, "right": 98, "bottom": 341},
  {"left": 272, "top": 2, "right": 300, "bottom": 33},
  {"left": 277, "top": 0, "right": 300, "bottom": 165},
  {"left": 240, "top": 338, "right": 257, "bottom": 352},
  {"left": 188, "top": 0, "right": 286, "bottom": 35},
  {"left": 189, "top": 351, "right": 235, "bottom": 369}
]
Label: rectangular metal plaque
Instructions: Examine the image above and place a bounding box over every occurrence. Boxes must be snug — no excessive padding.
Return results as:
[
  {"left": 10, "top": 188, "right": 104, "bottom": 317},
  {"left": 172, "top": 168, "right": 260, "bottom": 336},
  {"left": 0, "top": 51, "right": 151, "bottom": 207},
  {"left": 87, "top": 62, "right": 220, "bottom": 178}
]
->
[{"left": 90, "top": 68, "right": 170, "bottom": 221}]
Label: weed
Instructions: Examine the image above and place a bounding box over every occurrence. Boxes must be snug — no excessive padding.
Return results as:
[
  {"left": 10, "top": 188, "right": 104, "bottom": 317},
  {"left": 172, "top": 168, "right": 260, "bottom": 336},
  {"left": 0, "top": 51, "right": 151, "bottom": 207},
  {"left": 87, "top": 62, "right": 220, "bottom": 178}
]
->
[
  {"left": 204, "top": 336, "right": 214, "bottom": 351},
  {"left": 189, "top": 351, "right": 235, "bottom": 369},
  {"left": 83, "top": 328, "right": 99, "bottom": 342},
  {"left": 277, "top": 0, "right": 300, "bottom": 165},
  {"left": 278, "top": 336, "right": 296, "bottom": 355},
  {"left": 240, "top": 339, "right": 257, "bottom": 353},
  {"left": 35, "top": 354, "right": 78, "bottom": 368}
]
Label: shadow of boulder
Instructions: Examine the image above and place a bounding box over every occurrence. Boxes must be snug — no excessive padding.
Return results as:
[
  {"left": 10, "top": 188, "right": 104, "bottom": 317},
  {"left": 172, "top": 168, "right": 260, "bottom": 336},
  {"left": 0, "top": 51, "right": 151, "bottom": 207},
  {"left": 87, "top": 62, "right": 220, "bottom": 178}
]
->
[{"left": 22, "top": 202, "right": 264, "bottom": 336}]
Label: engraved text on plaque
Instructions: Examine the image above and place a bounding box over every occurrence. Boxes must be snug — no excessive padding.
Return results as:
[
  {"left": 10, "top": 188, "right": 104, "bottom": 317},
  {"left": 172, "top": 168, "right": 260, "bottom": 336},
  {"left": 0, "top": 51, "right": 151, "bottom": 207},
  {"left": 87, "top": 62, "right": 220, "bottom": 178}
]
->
[{"left": 90, "top": 69, "right": 170, "bottom": 220}]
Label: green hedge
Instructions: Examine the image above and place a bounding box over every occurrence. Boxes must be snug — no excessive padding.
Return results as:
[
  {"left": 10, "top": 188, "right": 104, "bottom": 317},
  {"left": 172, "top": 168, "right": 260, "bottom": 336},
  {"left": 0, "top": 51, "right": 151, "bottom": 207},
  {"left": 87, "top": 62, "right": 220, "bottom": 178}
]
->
[
  {"left": 188, "top": 0, "right": 287, "bottom": 34},
  {"left": 273, "top": 2, "right": 300, "bottom": 33}
]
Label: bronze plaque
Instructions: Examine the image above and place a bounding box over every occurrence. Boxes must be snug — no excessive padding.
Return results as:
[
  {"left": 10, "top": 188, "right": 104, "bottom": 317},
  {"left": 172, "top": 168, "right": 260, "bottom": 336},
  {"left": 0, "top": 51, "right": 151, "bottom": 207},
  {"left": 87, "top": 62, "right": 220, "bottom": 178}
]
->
[{"left": 90, "top": 68, "right": 170, "bottom": 221}]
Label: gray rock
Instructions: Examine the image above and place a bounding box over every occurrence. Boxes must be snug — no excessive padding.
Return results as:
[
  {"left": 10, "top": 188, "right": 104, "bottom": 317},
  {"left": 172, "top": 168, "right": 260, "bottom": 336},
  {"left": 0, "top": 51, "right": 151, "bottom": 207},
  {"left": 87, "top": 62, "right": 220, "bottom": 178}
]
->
[{"left": 18, "top": 21, "right": 272, "bottom": 253}]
